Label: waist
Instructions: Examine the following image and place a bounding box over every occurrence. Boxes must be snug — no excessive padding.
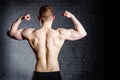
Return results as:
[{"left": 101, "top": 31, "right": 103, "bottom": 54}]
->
[
  {"left": 32, "top": 71, "right": 62, "bottom": 80},
  {"left": 35, "top": 60, "right": 60, "bottom": 72},
  {"left": 35, "top": 68, "right": 60, "bottom": 72},
  {"left": 35, "top": 66, "right": 60, "bottom": 72},
  {"left": 34, "top": 71, "right": 61, "bottom": 74}
]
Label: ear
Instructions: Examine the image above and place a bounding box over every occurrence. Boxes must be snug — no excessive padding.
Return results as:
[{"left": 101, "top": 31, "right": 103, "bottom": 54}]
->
[
  {"left": 38, "top": 16, "right": 40, "bottom": 21},
  {"left": 52, "top": 16, "right": 55, "bottom": 21}
]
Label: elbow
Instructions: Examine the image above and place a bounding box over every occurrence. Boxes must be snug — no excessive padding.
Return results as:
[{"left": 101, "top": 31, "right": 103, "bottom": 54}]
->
[
  {"left": 78, "top": 31, "right": 87, "bottom": 39},
  {"left": 7, "top": 31, "right": 23, "bottom": 40},
  {"left": 7, "top": 31, "right": 12, "bottom": 37},
  {"left": 8, "top": 31, "right": 14, "bottom": 37},
  {"left": 82, "top": 31, "right": 87, "bottom": 38},
  {"left": 83, "top": 31, "right": 87, "bottom": 37},
  {"left": 7, "top": 30, "right": 16, "bottom": 39}
]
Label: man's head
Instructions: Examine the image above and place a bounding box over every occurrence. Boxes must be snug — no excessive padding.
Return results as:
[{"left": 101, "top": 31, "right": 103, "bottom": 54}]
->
[{"left": 38, "top": 5, "right": 55, "bottom": 23}]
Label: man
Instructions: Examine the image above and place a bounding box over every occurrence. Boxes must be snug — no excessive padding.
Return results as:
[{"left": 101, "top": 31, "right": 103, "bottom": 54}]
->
[{"left": 8, "top": 5, "right": 87, "bottom": 80}]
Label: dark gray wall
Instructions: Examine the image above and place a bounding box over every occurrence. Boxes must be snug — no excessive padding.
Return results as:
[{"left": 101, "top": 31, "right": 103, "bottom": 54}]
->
[{"left": 0, "top": 0, "right": 104, "bottom": 80}]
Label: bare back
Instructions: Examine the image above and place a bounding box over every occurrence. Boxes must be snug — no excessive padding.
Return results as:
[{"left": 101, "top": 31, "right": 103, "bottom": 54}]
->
[
  {"left": 8, "top": 9, "right": 87, "bottom": 73},
  {"left": 28, "top": 28, "right": 64, "bottom": 72}
]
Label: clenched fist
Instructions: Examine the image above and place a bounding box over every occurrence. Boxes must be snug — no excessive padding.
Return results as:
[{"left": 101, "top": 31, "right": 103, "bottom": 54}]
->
[
  {"left": 22, "top": 14, "right": 31, "bottom": 21},
  {"left": 63, "top": 11, "right": 74, "bottom": 18}
]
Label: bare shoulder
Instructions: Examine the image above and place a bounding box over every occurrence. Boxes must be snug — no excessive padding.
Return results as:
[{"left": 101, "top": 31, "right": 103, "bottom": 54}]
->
[
  {"left": 56, "top": 28, "right": 66, "bottom": 33},
  {"left": 22, "top": 28, "right": 35, "bottom": 35},
  {"left": 57, "top": 28, "right": 64, "bottom": 31},
  {"left": 56, "top": 28, "right": 68, "bottom": 39},
  {"left": 56, "top": 27, "right": 75, "bottom": 40},
  {"left": 56, "top": 28, "right": 73, "bottom": 34},
  {"left": 22, "top": 28, "right": 35, "bottom": 39},
  {"left": 23, "top": 28, "right": 35, "bottom": 32}
]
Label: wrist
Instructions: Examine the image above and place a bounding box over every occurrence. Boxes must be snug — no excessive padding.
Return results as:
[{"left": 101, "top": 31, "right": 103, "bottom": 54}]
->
[
  {"left": 21, "top": 16, "right": 24, "bottom": 20},
  {"left": 17, "top": 16, "right": 23, "bottom": 23},
  {"left": 70, "top": 14, "right": 75, "bottom": 19}
]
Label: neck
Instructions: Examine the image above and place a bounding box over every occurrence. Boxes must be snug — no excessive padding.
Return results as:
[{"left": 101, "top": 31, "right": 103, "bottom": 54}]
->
[{"left": 40, "top": 21, "right": 53, "bottom": 29}]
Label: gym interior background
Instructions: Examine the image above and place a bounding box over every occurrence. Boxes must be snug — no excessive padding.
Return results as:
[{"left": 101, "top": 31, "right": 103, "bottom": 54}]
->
[{"left": 0, "top": 0, "right": 104, "bottom": 80}]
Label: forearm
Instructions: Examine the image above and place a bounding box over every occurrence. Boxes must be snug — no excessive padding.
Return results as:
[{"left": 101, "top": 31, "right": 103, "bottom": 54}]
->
[
  {"left": 9, "top": 16, "right": 23, "bottom": 33},
  {"left": 70, "top": 15, "right": 87, "bottom": 34}
]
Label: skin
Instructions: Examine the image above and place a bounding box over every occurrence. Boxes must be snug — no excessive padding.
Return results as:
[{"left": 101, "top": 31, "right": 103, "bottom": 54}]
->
[{"left": 8, "top": 11, "right": 87, "bottom": 72}]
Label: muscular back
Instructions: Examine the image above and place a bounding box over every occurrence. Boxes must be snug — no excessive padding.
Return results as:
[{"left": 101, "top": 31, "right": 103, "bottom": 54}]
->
[
  {"left": 28, "top": 28, "right": 64, "bottom": 72},
  {"left": 8, "top": 10, "right": 87, "bottom": 72}
]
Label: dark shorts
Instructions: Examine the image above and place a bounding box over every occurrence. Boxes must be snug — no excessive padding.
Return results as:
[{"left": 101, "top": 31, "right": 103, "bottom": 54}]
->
[{"left": 32, "top": 71, "right": 62, "bottom": 80}]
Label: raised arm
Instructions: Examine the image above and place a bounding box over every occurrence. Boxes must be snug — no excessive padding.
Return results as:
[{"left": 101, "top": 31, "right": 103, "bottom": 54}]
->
[
  {"left": 58, "top": 11, "right": 87, "bottom": 41},
  {"left": 8, "top": 14, "right": 34, "bottom": 40}
]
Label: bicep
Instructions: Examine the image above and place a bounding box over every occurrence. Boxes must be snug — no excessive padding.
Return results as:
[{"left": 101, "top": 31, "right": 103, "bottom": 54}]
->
[
  {"left": 8, "top": 29, "right": 24, "bottom": 40},
  {"left": 58, "top": 28, "right": 83, "bottom": 41},
  {"left": 8, "top": 28, "right": 34, "bottom": 40},
  {"left": 21, "top": 28, "right": 34, "bottom": 39}
]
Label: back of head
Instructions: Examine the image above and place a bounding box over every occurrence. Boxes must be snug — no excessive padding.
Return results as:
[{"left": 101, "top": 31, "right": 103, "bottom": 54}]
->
[{"left": 39, "top": 5, "right": 54, "bottom": 22}]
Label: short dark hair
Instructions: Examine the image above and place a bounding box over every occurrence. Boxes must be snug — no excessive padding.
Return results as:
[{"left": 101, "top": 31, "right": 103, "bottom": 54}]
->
[{"left": 39, "top": 5, "right": 54, "bottom": 22}]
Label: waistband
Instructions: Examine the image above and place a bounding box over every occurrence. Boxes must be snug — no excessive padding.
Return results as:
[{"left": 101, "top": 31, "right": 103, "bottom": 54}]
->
[{"left": 34, "top": 71, "right": 61, "bottom": 75}]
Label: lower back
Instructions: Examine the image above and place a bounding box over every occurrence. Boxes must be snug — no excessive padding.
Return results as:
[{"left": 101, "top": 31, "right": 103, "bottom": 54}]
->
[{"left": 35, "top": 56, "right": 60, "bottom": 72}]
